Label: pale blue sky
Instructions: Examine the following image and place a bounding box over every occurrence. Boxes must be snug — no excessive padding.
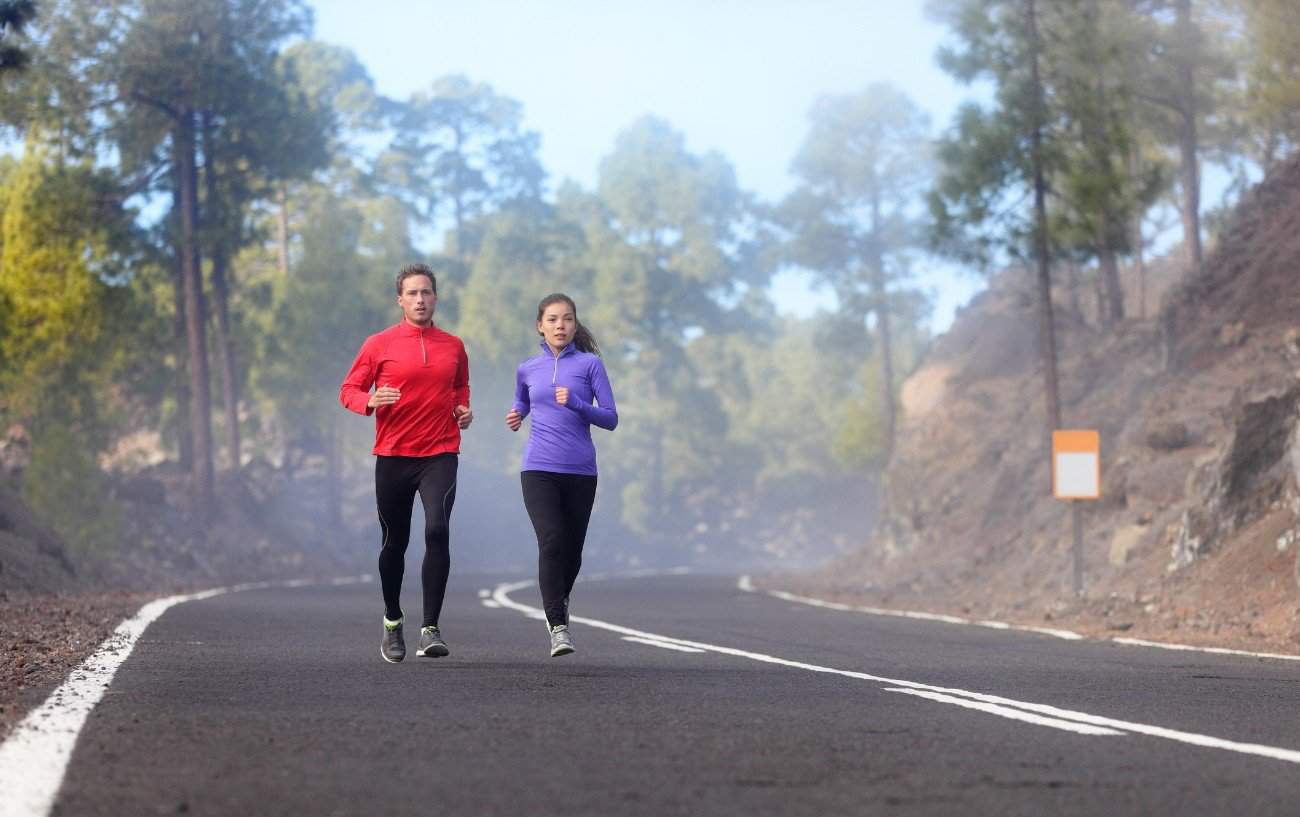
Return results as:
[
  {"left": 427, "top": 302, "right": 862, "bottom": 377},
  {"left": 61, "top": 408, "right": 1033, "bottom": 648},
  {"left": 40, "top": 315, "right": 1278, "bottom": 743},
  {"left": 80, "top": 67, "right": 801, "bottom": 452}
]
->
[{"left": 309, "top": 0, "right": 983, "bottom": 331}]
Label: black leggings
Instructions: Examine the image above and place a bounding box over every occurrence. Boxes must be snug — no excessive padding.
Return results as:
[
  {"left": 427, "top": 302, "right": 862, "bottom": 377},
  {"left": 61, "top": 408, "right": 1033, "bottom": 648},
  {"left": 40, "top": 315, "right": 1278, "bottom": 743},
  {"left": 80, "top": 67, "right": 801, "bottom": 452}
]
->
[
  {"left": 521, "top": 470, "right": 597, "bottom": 627},
  {"left": 375, "top": 454, "right": 458, "bottom": 626}
]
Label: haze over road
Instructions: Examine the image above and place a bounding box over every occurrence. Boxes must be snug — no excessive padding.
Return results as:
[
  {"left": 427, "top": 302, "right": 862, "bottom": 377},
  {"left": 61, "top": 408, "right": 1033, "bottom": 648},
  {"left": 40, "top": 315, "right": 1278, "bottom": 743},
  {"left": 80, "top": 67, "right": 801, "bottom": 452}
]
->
[{"left": 9, "top": 573, "right": 1300, "bottom": 816}]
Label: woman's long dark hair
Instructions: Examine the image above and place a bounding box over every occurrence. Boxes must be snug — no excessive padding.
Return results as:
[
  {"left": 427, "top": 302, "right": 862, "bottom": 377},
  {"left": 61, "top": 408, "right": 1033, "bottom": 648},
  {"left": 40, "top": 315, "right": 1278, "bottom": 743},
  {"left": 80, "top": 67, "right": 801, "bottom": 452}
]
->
[{"left": 537, "top": 293, "right": 600, "bottom": 355}]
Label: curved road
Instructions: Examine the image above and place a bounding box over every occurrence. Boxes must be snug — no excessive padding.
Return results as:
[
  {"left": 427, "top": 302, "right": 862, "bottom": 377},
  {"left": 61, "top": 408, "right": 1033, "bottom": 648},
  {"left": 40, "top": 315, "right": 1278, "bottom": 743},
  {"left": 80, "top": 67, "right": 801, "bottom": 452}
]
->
[{"left": 17, "top": 573, "right": 1300, "bottom": 816}]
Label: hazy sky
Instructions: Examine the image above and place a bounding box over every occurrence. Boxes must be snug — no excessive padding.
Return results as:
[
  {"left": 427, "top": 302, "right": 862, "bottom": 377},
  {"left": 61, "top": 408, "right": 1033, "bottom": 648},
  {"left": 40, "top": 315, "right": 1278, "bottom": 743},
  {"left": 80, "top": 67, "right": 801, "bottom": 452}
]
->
[{"left": 309, "top": 0, "right": 983, "bottom": 331}]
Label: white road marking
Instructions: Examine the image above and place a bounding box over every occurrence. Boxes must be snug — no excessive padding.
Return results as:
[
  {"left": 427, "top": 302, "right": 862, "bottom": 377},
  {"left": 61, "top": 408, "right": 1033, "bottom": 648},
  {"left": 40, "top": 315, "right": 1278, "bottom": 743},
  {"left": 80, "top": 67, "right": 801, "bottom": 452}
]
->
[
  {"left": 0, "top": 575, "right": 369, "bottom": 817},
  {"left": 1112, "top": 637, "right": 1300, "bottom": 663},
  {"left": 883, "top": 688, "right": 1123, "bottom": 736},
  {"left": 491, "top": 579, "right": 1300, "bottom": 765},
  {"left": 480, "top": 599, "right": 502, "bottom": 609},
  {"left": 741, "top": 576, "right": 1300, "bottom": 663},
  {"left": 622, "top": 636, "right": 707, "bottom": 653},
  {"left": 744, "top": 578, "right": 1083, "bottom": 640}
]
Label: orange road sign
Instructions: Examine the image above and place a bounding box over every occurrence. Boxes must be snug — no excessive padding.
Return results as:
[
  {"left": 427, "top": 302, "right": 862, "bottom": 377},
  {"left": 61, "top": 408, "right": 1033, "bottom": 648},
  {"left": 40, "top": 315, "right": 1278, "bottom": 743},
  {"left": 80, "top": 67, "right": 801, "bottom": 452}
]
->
[{"left": 1053, "top": 430, "right": 1100, "bottom": 500}]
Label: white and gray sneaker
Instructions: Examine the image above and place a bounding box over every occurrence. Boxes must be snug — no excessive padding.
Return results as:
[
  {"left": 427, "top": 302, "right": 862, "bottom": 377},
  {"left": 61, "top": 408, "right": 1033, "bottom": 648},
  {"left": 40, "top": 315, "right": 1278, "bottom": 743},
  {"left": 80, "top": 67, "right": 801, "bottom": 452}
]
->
[
  {"left": 549, "top": 624, "right": 575, "bottom": 657},
  {"left": 417, "top": 625, "right": 450, "bottom": 658},
  {"left": 381, "top": 617, "right": 405, "bottom": 663}
]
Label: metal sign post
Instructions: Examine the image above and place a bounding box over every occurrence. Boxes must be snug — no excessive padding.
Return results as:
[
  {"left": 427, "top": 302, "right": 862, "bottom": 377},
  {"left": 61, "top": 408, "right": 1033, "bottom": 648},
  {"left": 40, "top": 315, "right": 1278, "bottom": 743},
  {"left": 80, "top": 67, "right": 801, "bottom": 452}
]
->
[{"left": 1052, "top": 430, "right": 1100, "bottom": 598}]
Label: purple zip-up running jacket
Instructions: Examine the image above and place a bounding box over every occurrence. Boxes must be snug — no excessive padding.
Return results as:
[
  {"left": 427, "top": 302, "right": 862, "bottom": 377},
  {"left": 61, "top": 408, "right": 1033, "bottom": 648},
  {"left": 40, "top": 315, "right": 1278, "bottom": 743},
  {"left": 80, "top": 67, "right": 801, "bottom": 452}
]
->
[{"left": 512, "top": 341, "right": 618, "bottom": 476}]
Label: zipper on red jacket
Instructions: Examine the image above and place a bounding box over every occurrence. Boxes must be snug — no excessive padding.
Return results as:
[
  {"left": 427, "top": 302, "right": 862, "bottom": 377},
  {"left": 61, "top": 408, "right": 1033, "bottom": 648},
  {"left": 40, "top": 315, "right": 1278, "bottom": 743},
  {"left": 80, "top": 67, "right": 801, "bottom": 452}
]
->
[{"left": 420, "top": 328, "right": 427, "bottom": 366}]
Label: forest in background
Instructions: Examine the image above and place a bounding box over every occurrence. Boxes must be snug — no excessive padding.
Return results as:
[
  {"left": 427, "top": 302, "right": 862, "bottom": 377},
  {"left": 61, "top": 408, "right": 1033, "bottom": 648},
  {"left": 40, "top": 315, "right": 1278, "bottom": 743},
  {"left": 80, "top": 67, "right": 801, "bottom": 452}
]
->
[{"left": 0, "top": 0, "right": 1297, "bottom": 582}]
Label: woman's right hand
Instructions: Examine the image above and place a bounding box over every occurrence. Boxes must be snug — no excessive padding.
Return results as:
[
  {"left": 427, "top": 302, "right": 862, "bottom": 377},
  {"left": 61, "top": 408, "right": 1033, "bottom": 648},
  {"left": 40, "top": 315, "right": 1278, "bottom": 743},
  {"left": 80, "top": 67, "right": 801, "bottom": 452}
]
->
[{"left": 505, "top": 409, "right": 523, "bottom": 432}]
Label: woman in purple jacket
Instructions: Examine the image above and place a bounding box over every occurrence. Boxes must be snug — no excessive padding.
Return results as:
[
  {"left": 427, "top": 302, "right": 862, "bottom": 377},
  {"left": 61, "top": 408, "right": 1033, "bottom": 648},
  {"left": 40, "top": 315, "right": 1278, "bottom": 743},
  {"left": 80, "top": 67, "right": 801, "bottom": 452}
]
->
[{"left": 505, "top": 293, "right": 619, "bottom": 657}]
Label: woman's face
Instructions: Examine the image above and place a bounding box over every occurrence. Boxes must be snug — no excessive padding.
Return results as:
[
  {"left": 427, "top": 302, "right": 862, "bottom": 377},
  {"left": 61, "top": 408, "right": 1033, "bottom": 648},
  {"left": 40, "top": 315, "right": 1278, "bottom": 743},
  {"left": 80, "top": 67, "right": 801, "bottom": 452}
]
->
[{"left": 538, "top": 301, "right": 577, "bottom": 350}]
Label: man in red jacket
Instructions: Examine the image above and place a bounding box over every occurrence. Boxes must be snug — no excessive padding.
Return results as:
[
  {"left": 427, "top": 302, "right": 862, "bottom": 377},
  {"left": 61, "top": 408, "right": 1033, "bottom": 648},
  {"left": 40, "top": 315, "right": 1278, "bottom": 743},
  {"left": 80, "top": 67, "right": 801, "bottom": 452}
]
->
[{"left": 340, "top": 263, "right": 473, "bottom": 663}]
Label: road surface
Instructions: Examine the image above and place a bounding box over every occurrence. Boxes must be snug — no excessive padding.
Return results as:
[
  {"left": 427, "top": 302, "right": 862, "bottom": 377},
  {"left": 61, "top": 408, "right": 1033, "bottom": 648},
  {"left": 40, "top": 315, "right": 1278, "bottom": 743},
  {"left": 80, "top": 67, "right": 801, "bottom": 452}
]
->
[{"left": 16, "top": 572, "right": 1300, "bottom": 816}]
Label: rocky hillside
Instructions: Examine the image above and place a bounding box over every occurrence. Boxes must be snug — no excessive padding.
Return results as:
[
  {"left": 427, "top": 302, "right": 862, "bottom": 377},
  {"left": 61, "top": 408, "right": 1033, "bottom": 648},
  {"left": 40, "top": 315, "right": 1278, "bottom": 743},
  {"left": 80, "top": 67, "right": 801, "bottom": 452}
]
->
[{"left": 803, "top": 154, "right": 1300, "bottom": 651}]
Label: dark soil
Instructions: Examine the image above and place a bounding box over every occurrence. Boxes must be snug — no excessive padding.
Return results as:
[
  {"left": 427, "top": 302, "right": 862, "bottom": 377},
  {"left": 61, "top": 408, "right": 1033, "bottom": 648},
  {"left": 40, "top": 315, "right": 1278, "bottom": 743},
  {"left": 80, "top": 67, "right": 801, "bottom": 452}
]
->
[{"left": 0, "top": 590, "right": 159, "bottom": 739}]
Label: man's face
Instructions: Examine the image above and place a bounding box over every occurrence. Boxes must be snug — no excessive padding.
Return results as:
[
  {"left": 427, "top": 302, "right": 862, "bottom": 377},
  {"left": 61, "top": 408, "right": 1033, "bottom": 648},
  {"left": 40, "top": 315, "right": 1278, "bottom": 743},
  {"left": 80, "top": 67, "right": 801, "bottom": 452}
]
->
[{"left": 398, "top": 274, "right": 436, "bottom": 326}]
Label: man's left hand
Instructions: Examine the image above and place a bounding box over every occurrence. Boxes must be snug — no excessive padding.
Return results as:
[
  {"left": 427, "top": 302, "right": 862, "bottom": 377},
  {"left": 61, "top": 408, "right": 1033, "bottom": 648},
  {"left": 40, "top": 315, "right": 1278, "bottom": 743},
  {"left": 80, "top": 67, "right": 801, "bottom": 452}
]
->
[{"left": 454, "top": 405, "right": 473, "bottom": 429}]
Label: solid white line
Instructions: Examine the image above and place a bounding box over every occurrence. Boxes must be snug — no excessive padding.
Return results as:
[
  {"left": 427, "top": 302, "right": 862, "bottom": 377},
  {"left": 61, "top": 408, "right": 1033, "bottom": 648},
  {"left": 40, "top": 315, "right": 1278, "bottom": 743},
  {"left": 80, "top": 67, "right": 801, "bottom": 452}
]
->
[
  {"left": 749, "top": 579, "right": 1084, "bottom": 640},
  {"left": 492, "top": 579, "right": 1300, "bottom": 765},
  {"left": 0, "top": 589, "right": 224, "bottom": 817},
  {"left": 621, "top": 636, "right": 706, "bottom": 653},
  {"left": 742, "top": 576, "right": 1300, "bottom": 662},
  {"left": 1112, "top": 637, "right": 1300, "bottom": 663},
  {"left": 883, "top": 688, "right": 1124, "bottom": 736},
  {"left": 0, "top": 575, "right": 368, "bottom": 817}
]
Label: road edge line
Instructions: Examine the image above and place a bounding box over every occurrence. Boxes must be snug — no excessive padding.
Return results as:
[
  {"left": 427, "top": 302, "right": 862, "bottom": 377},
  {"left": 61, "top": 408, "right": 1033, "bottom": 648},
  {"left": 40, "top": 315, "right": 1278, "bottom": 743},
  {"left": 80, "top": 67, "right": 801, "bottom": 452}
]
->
[
  {"left": 739, "top": 576, "right": 1300, "bottom": 663},
  {"left": 0, "top": 574, "right": 370, "bottom": 817}
]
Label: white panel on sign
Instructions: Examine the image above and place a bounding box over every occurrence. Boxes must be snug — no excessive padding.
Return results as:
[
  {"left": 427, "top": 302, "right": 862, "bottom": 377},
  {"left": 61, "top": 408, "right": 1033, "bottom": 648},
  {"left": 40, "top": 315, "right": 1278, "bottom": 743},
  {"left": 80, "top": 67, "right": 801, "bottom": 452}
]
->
[{"left": 1055, "top": 452, "right": 1099, "bottom": 499}]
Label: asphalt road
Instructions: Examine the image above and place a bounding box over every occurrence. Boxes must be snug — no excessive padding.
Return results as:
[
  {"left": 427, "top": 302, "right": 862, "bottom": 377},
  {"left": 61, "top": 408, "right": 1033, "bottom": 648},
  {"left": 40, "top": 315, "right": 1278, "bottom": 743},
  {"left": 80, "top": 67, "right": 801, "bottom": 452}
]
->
[{"left": 41, "top": 572, "right": 1300, "bottom": 816}]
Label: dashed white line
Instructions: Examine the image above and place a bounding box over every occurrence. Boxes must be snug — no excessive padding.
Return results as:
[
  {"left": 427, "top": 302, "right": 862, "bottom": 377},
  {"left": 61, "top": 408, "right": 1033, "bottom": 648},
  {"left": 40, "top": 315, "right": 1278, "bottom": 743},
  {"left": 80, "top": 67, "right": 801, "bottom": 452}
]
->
[
  {"left": 883, "top": 688, "right": 1124, "bottom": 736},
  {"left": 621, "top": 636, "right": 707, "bottom": 653}
]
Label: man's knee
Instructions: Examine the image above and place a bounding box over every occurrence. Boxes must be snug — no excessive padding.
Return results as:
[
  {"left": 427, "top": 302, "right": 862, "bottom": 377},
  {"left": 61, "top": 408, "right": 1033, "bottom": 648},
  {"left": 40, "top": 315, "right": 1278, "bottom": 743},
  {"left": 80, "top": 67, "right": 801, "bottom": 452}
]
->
[{"left": 425, "top": 518, "right": 450, "bottom": 545}]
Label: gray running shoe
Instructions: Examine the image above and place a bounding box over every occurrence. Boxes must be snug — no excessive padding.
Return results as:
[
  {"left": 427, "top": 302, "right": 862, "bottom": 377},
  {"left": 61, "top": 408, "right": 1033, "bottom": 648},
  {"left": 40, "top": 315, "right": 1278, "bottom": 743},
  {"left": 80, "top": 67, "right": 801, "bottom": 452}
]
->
[
  {"left": 381, "top": 617, "right": 405, "bottom": 663},
  {"left": 417, "top": 625, "right": 450, "bottom": 658},
  {"left": 549, "top": 624, "right": 575, "bottom": 657}
]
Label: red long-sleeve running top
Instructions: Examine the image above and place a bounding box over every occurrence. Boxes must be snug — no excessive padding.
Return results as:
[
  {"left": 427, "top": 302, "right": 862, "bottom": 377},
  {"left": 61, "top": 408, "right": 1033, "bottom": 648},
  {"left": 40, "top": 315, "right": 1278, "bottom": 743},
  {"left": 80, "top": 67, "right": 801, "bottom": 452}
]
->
[{"left": 339, "top": 321, "right": 470, "bottom": 457}]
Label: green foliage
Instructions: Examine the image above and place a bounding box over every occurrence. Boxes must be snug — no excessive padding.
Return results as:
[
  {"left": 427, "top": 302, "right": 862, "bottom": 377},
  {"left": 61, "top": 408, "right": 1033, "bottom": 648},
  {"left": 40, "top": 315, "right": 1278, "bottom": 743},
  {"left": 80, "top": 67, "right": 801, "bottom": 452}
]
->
[
  {"left": 0, "top": 0, "right": 36, "bottom": 72},
  {"left": 0, "top": 144, "right": 116, "bottom": 428},
  {"left": 20, "top": 422, "right": 121, "bottom": 557},
  {"left": 377, "top": 74, "right": 545, "bottom": 258},
  {"left": 254, "top": 190, "right": 385, "bottom": 432},
  {"left": 781, "top": 82, "right": 933, "bottom": 456},
  {"left": 927, "top": 0, "right": 1057, "bottom": 268},
  {"left": 581, "top": 116, "right": 768, "bottom": 538},
  {"left": 0, "top": 0, "right": 1291, "bottom": 573},
  {"left": 1241, "top": 0, "right": 1300, "bottom": 164}
]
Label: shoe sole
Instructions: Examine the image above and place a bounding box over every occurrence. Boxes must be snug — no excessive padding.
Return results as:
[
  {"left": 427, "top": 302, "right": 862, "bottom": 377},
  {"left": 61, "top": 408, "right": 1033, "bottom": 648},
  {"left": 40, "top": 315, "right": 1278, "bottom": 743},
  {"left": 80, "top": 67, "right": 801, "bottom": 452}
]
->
[
  {"left": 550, "top": 644, "right": 575, "bottom": 658},
  {"left": 381, "top": 645, "right": 405, "bottom": 663},
  {"left": 417, "top": 645, "right": 450, "bottom": 658}
]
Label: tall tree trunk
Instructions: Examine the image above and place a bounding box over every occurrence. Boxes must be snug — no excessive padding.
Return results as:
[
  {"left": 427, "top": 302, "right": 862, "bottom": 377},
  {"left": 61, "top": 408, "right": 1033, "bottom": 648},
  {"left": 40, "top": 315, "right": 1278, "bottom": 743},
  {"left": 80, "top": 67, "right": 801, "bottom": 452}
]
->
[
  {"left": 868, "top": 190, "right": 896, "bottom": 462},
  {"left": 874, "top": 279, "right": 896, "bottom": 461},
  {"left": 170, "top": 235, "right": 193, "bottom": 471},
  {"left": 1084, "top": 0, "right": 1124, "bottom": 326},
  {"left": 1128, "top": 144, "right": 1148, "bottom": 319},
  {"left": 201, "top": 113, "right": 241, "bottom": 472},
  {"left": 452, "top": 124, "right": 464, "bottom": 260},
  {"left": 649, "top": 422, "right": 664, "bottom": 532},
  {"left": 277, "top": 186, "right": 290, "bottom": 277},
  {"left": 1093, "top": 266, "right": 1106, "bottom": 324},
  {"left": 1175, "top": 0, "right": 1202, "bottom": 271},
  {"left": 174, "top": 108, "right": 214, "bottom": 507},
  {"left": 1028, "top": 0, "right": 1064, "bottom": 446},
  {"left": 169, "top": 174, "right": 192, "bottom": 470},
  {"left": 647, "top": 242, "right": 666, "bottom": 530},
  {"left": 325, "top": 415, "right": 342, "bottom": 532},
  {"left": 1098, "top": 222, "right": 1124, "bottom": 325},
  {"left": 1066, "top": 261, "right": 1083, "bottom": 320}
]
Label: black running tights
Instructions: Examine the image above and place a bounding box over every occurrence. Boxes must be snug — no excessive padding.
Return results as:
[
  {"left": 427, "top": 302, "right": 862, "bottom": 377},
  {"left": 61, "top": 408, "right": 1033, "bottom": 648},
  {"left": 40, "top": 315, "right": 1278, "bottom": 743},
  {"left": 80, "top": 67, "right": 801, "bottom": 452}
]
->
[
  {"left": 521, "top": 470, "right": 597, "bottom": 627},
  {"left": 375, "top": 454, "right": 457, "bottom": 627}
]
